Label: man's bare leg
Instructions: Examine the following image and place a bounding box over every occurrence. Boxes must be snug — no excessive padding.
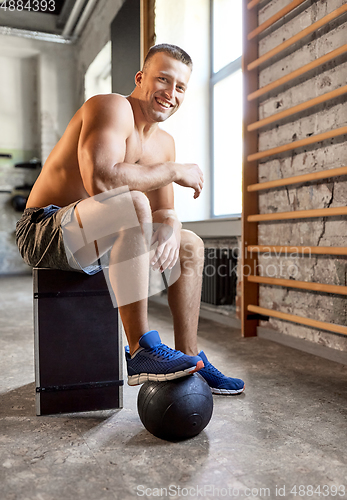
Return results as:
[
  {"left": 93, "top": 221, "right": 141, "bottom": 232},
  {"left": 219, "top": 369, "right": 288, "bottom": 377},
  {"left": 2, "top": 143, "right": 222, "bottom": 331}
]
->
[
  {"left": 108, "top": 224, "right": 152, "bottom": 354},
  {"left": 63, "top": 199, "right": 206, "bottom": 385},
  {"left": 166, "top": 230, "right": 205, "bottom": 356},
  {"left": 166, "top": 230, "right": 245, "bottom": 395},
  {"left": 62, "top": 190, "right": 153, "bottom": 355}
]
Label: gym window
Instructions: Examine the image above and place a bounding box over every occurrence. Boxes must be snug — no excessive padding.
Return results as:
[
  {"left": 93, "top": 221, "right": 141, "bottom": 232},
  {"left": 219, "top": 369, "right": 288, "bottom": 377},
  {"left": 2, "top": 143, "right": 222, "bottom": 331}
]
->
[{"left": 210, "top": 0, "right": 243, "bottom": 217}]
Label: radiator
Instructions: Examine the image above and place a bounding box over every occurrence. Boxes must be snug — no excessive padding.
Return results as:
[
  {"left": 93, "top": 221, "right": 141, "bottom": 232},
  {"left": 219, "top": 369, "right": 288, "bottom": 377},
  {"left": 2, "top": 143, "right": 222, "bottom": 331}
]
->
[{"left": 201, "top": 247, "right": 237, "bottom": 306}]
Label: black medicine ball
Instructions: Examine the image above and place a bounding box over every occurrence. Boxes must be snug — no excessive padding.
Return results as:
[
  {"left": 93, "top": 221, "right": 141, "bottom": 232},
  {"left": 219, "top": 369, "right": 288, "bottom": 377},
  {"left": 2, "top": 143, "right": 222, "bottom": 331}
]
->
[{"left": 137, "top": 373, "right": 213, "bottom": 441}]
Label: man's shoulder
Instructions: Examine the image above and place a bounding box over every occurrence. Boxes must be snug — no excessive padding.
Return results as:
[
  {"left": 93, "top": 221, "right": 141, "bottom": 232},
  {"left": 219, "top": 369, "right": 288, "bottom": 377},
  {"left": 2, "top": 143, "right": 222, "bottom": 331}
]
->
[
  {"left": 83, "top": 93, "right": 133, "bottom": 117},
  {"left": 157, "top": 127, "right": 175, "bottom": 145},
  {"left": 157, "top": 128, "right": 175, "bottom": 158},
  {"left": 82, "top": 94, "right": 134, "bottom": 132},
  {"left": 84, "top": 92, "right": 130, "bottom": 105}
]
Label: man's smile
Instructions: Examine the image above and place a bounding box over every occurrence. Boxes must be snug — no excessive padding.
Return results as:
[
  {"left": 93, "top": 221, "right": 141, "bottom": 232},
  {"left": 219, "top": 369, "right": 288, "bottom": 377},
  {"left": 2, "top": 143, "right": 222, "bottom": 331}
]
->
[{"left": 155, "top": 97, "right": 173, "bottom": 109}]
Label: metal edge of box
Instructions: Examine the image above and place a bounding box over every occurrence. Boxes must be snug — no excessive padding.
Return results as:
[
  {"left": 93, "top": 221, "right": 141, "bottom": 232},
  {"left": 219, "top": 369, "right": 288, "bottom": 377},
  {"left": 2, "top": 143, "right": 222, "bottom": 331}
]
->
[
  {"left": 118, "top": 309, "right": 124, "bottom": 409},
  {"left": 33, "top": 268, "right": 41, "bottom": 416}
]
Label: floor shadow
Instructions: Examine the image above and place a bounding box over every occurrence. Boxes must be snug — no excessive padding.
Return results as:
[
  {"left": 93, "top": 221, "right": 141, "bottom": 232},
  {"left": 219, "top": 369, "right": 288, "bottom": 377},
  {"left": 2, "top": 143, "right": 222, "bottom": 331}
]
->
[
  {"left": 0, "top": 382, "right": 36, "bottom": 417},
  {"left": 126, "top": 428, "right": 211, "bottom": 447},
  {"left": 0, "top": 383, "right": 123, "bottom": 424}
]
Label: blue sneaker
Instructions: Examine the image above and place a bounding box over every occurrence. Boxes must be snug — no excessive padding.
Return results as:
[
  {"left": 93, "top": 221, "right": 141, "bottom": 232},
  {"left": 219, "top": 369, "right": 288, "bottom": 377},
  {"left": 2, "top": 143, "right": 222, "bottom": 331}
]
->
[
  {"left": 198, "top": 351, "right": 245, "bottom": 395},
  {"left": 125, "top": 330, "right": 204, "bottom": 386}
]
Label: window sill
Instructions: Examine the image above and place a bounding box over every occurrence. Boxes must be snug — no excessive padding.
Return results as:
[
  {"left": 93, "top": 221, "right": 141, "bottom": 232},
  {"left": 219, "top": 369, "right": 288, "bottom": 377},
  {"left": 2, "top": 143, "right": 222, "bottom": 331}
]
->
[{"left": 181, "top": 217, "right": 241, "bottom": 238}]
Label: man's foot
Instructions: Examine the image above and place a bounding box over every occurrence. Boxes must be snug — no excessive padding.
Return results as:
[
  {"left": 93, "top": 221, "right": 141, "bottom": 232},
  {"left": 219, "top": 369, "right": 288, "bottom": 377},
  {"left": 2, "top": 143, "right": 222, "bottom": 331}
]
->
[
  {"left": 125, "top": 330, "right": 204, "bottom": 386},
  {"left": 198, "top": 351, "right": 245, "bottom": 395}
]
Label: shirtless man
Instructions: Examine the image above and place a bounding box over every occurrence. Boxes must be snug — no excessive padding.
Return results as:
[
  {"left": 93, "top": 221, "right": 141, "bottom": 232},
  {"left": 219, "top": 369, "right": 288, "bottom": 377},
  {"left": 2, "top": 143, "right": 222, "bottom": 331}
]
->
[{"left": 16, "top": 44, "right": 245, "bottom": 395}]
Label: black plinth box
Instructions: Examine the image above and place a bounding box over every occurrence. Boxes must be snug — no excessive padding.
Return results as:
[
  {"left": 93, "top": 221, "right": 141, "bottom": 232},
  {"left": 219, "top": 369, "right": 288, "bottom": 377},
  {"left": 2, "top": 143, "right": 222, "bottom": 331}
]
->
[{"left": 33, "top": 268, "right": 123, "bottom": 415}]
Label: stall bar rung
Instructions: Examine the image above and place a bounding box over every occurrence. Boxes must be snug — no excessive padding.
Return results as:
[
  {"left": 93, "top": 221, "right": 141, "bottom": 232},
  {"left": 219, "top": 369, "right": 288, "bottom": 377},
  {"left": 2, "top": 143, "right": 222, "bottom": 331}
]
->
[
  {"left": 248, "top": 0, "right": 306, "bottom": 40},
  {"left": 248, "top": 45, "right": 347, "bottom": 101},
  {"left": 248, "top": 205, "right": 347, "bottom": 222},
  {"left": 247, "top": 126, "right": 347, "bottom": 163},
  {"left": 247, "top": 4, "right": 347, "bottom": 71},
  {"left": 247, "top": 0, "right": 261, "bottom": 10},
  {"left": 247, "top": 165, "right": 347, "bottom": 192},
  {"left": 247, "top": 245, "right": 347, "bottom": 256},
  {"left": 247, "top": 275, "right": 347, "bottom": 296},
  {"left": 248, "top": 85, "right": 347, "bottom": 131},
  {"left": 247, "top": 304, "right": 347, "bottom": 336}
]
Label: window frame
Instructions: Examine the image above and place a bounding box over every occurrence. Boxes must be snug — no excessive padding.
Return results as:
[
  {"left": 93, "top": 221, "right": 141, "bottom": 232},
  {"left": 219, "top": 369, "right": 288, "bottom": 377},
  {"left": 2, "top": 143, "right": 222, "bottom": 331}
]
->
[{"left": 210, "top": 0, "right": 242, "bottom": 218}]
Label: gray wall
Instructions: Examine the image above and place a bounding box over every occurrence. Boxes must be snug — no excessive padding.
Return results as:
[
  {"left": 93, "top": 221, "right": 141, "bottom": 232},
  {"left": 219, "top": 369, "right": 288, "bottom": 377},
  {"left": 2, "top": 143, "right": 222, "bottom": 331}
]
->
[
  {"left": 0, "top": 35, "right": 77, "bottom": 274},
  {"left": 0, "top": 0, "right": 128, "bottom": 274},
  {"left": 74, "top": 0, "right": 125, "bottom": 107},
  {"left": 111, "top": 0, "right": 141, "bottom": 96}
]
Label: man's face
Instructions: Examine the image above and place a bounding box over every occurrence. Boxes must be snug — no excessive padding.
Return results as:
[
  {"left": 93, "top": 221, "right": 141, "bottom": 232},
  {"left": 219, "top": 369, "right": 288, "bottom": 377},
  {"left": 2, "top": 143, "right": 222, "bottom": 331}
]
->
[{"left": 135, "top": 52, "right": 192, "bottom": 123}]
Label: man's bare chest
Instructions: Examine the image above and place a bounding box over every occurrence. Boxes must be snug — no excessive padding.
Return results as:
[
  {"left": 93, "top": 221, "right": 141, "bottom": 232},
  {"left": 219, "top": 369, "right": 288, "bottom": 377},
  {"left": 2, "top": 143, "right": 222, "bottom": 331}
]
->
[{"left": 124, "top": 130, "right": 168, "bottom": 166}]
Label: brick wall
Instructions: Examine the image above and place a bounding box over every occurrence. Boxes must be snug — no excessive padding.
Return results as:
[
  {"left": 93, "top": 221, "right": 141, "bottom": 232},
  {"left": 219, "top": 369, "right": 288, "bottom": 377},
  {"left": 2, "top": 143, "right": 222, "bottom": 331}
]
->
[{"left": 255, "top": 0, "right": 347, "bottom": 350}]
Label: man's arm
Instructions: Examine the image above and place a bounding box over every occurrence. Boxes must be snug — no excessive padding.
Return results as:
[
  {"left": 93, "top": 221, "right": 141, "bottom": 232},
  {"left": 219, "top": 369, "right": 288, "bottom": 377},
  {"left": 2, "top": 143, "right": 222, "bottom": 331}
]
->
[
  {"left": 146, "top": 134, "right": 179, "bottom": 221},
  {"left": 151, "top": 186, "right": 182, "bottom": 241},
  {"left": 147, "top": 136, "right": 184, "bottom": 272},
  {"left": 78, "top": 95, "right": 203, "bottom": 197}
]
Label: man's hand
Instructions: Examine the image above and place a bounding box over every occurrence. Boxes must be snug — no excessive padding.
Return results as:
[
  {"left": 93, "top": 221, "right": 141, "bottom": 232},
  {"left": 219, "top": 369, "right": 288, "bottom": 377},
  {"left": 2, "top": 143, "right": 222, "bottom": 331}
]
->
[
  {"left": 174, "top": 163, "right": 204, "bottom": 199},
  {"left": 150, "top": 217, "right": 182, "bottom": 272}
]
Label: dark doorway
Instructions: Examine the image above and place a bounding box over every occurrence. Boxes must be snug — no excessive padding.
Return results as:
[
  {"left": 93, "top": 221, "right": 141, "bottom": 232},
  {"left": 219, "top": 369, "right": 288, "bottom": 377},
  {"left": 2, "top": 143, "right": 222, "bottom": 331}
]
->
[{"left": 111, "top": 0, "right": 141, "bottom": 95}]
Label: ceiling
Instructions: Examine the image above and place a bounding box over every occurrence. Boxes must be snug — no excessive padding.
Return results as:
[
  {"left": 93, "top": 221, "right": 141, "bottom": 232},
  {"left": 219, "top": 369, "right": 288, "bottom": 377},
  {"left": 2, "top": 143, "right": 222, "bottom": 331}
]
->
[
  {"left": 0, "top": 0, "right": 95, "bottom": 39},
  {"left": 22, "top": 0, "right": 67, "bottom": 15}
]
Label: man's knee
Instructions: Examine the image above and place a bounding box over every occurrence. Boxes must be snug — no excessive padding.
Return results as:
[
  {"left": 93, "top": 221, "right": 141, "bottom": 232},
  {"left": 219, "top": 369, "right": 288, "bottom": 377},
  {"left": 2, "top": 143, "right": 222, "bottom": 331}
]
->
[
  {"left": 130, "top": 191, "right": 152, "bottom": 222},
  {"left": 180, "top": 229, "right": 205, "bottom": 263}
]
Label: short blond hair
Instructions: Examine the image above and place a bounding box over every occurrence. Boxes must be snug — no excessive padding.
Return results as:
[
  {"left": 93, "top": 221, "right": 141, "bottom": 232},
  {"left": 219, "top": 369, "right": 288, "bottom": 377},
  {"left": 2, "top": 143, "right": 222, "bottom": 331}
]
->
[{"left": 143, "top": 44, "right": 193, "bottom": 72}]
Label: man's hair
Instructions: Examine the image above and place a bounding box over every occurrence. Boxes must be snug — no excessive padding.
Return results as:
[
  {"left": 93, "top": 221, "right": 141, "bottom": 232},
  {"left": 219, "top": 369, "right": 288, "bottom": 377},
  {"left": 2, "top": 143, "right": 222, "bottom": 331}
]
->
[{"left": 143, "top": 44, "right": 193, "bottom": 72}]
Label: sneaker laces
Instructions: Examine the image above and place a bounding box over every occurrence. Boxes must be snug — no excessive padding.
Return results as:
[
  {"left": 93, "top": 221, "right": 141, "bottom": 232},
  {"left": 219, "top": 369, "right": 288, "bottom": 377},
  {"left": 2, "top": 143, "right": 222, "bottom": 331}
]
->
[
  {"left": 202, "top": 361, "right": 224, "bottom": 377},
  {"left": 151, "top": 343, "right": 182, "bottom": 360}
]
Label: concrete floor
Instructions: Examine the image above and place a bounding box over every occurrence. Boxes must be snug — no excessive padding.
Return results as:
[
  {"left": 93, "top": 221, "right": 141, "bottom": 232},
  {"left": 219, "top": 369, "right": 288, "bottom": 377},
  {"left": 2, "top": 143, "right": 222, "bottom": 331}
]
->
[{"left": 1, "top": 275, "right": 347, "bottom": 500}]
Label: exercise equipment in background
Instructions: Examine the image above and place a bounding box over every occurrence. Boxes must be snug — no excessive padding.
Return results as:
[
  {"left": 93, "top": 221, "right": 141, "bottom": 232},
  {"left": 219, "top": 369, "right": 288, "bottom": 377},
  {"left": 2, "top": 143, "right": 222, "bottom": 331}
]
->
[{"left": 0, "top": 156, "right": 42, "bottom": 211}]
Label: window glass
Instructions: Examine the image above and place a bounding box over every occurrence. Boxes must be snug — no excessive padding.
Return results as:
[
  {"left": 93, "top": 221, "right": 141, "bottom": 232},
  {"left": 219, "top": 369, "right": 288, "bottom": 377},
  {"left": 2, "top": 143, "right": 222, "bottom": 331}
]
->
[
  {"left": 213, "top": 69, "right": 242, "bottom": 216},
  {"left": 213, "top": 0, "right": 242, "bottom": 73}
]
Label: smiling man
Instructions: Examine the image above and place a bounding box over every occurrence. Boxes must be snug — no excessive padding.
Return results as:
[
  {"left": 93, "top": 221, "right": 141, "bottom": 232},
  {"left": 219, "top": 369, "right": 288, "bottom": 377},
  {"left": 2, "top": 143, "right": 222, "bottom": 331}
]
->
[{"left": 16, "top": 44, "right": 245, "bottom": 394}]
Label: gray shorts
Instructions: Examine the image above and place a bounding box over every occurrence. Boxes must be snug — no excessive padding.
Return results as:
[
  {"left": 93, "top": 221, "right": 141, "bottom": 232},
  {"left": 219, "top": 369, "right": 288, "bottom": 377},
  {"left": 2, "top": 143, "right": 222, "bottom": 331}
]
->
[{"left": 15, "top": 201, "right": 102, "bottom": 275}]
